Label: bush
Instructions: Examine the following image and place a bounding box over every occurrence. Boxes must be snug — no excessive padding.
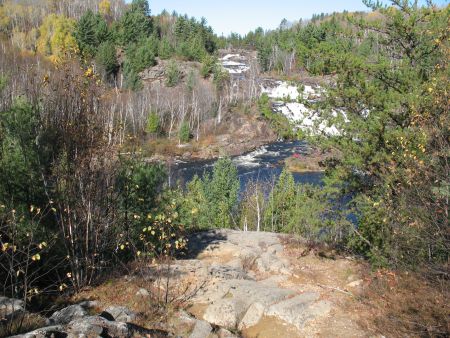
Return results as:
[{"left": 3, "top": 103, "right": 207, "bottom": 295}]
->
[
  {"left": 96, "top": 41, "right": 119, "bottom": 82},
  {"left": 126, "top": 38, "right": 157, "bottom": 74},
  {"left": 178, "top": 121, "right": 190, "bottom": 143},
  {"left": 116, "top": 156, "right": 167, "bottom": 251},
  {"left": 258, "top": 94, "right": 294, "bottom": 139},
  {"left": 165, "top": 60, "right": 181, "bottom": 87},
  {"left": 146, "top": 112, "right": 160, "bottom": 134},
  {"left": 200, "top": 54, "right": 217, "bottom": 78},
  {"left": 123, "top": 38, "right": 157, "bottom": 90},
  {"left": 158, "top": 38, "right": 174, "bottom": 60},
  {"left": 183, "top": 158, "right": 239, "bottom": 229}
]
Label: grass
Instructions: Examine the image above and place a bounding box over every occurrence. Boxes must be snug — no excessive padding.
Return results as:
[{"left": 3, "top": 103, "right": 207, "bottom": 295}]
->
[
  {"left": 282, "top": 235, "right": 449, "bottom": 337},
  {"left": 70, "top": 259, "right": 200, "bottom": 332},
  {"left": 359, "top": 270, "right": 450, "bottom": 337},
  {"left": 0, "top": 312, "right": 47, "bottom": 337}
]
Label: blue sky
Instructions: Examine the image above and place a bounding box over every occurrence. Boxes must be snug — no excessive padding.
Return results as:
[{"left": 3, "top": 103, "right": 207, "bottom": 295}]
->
[{"left": 135, "top": 1, "right": 450, "bottom": 36}]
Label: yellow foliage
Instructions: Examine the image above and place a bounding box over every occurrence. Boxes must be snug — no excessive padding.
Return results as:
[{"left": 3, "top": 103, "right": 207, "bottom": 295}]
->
[
  {"left": 84, "top": 67, "right": 94, "bottom": 77},
  {"left": 99, "top": 0, "right": 111, "bottom": 17},
  {"left": 11, "top": 28, "right": 39, "bottom": 51},
  {"left": 0, "top": 6, "right": 11, "bottom": 32},
  {"left": 36, "top": 14, "right": 77, "bottom": 63}
]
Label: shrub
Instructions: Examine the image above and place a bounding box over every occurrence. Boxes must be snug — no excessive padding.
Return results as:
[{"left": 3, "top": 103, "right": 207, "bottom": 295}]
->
[
  {"left": 96, "top": 41, "right": 119, "bottom": 82},
  {"left": 146, "top": 112, "right": 160, "bottom": 134},
  {"left": 178, "top": 121, "right": 190, "bottom": 143},
  {"left": 183, "top": 158, "right": 239, "bottom": 229},
  {"left": 165, "top": 60, "right": 181, "bottom": 87},
  {"left": 200, "top": 54, "right": 217, "bottom": 78}
]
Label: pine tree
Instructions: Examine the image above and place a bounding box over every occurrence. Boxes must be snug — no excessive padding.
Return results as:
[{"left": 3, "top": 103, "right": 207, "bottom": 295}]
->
[
  {"left": 96, "top": 41, "right": 119, "bottom": 82},
  {"left": 165, "top": 60, "right": 181, "bottom": 87},
  {"left": 178, "top": 121, "right": 190, "bottom": 143},
  {"left": 74, "top": 10, "right": 110, "bottom": 58},
  {"left": 146, "top": 112, "right": 160, "bottom": 134},
  {"left": 117, "top": 4, "right": 152, "bottom": 46}
]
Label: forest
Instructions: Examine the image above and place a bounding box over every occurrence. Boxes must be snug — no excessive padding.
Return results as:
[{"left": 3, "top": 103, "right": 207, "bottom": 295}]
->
[{"left": 0, "top": 0, "right": 448, "bottom": 337}]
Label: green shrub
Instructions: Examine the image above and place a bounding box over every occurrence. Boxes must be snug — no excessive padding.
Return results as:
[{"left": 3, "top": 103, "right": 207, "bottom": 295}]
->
[
  {"left": 96, "top": 41, "right": 119, "bottom": 82},
  {"left": 146, "top": 112, "right": 160, "bottom": 134},
  {"left": 200, "top": 54, "right": 217, "bottom": 78},
  {"left": 165, "top": 60, "right": 181, "bottom": 87},
  {"left": 183, "top": 158, "right": 239, "bottom": 229},
  {"left": 178, "top": 121, "right": 190, "bottom": 143}
]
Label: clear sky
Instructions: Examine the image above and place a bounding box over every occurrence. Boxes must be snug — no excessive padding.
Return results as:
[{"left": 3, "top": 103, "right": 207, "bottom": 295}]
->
[{"left": 136, "top": 1, "right": 450, "bottom": 36}]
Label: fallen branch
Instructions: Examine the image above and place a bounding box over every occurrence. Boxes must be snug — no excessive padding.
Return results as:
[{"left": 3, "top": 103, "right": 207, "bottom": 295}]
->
[{"left": 317, "top": 284, "right": 355, "bottom": 297}]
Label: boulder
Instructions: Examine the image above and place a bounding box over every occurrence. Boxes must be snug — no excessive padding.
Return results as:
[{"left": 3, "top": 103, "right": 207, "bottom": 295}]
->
[
  {"left": 347, "top": 279, "right": 363, "bottom": 288},
  {"left": 48, "top": 304, "right": 88, "bottom": 325},
  {"left": 208, "top": 263, "right": 250, "bottom": 280},
  {"left": 268, "top": 243, "right": 284, "bottom": 255},
  {"left": 193, "top": 279, "right": 295, "bottom": 311},
  {"left": 238, "top": 302, "right": 265, "bottom": 330},
  {"left": 203, "top": 298, "right": 247, "bottom": 330},
  {"left": 255, "top": 252, "right": 289, "bottom": 273},
  {"left": 66, "top": 315, "right": 129, "bottom": 337},
  {"left": 265, "top": 292, "right": 332, "bottom": 330},
  {"left": 169, "top": 310, "right": 197, "bottom": 337},
  {"left": 9, "top": 325, "right": 64, "bottom": 338},
  {"left": 136, "top": 288, "right": 150, "bottom": 297},
  {"left": 104, "top": 305, "right": 137, "bottom": 323},
  {"left": 217, "top": 328, "right": 238, "bottom": 338},
  {"left": 189, "top": 319, "right": 212, "bottom": 338}
]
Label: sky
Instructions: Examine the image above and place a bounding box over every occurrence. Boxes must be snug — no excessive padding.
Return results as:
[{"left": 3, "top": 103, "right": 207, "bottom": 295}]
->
[{"left": 134, "top": 0, "right": 450, "bottom": 36}]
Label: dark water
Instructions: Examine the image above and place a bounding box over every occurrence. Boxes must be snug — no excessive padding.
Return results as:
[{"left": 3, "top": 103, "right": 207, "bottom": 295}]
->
[{"left": 168, "top": 140, "right": 324, "bottom": 191}]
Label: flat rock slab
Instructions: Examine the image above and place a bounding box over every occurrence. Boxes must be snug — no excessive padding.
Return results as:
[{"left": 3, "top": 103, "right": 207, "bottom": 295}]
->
[
  {"left": 265, "top": 292, "right": 332, "bottom": 330},
  {"left": 197, "top": 279, "right": 296, "bottom": 330},
  {"left": 238, "top": 302, "right": 266, "bottom": 330},
  {"left": 193, "top": 279, "right": 295, "bottom": 307},
  {"left": 187, "top": 230, "right": 283, "bottom": 258}
]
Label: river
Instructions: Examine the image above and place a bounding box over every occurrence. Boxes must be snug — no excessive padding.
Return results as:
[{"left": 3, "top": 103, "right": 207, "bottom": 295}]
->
[{"left": 168, "top": 140, "right": 324, "bottom": 192}]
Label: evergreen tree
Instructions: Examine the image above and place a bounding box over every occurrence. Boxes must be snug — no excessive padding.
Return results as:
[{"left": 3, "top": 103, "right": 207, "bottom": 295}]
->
[
  {"left": 165, "top": 60, "right": 181, "bottom": 87},
  {"left": 264, "top": 169, "right": 296, "bottom": 232},
  {"left": 95, "top": 41, "right": 119, "bottom": 82},
  {"left": 158, "top": 37, "right": 174, "bottom": 59},
  {"left": 146, "top": 112, "right": 160, "bottom": 134},
  {"left": 123, "top": 36, "right": 158, "bottom": 89},
  {"left": 74, "top": 10, "right": 110, "bottom": 58},
  {"left": 318, "top": 1, "right": 449, "bottom": 268},
  {"left": 178, "top": 121, "right": 190, "bottom": 143},
  {"left": 184, "top": 158, "right": 239, "bottom": 229},
  {"left": 131, "top": 0, "right": 151, "bottom": 16},
  {"left": 117, "top": 4, "right": 152, "bottom": 46}
]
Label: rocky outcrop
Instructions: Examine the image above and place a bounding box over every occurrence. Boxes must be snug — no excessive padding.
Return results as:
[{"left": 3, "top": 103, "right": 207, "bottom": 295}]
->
[
  {"left": 8, "top": 229, "right": 366, "bottom": 337},
  {"left": 177, "top": 230, "right": 335, "bottom": 335},
  {"left": 48, "top": 304, "right": 89, "bottom": 325},
  {"left": 12, "top": 304, "right": 166, "bottom": 338}
]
